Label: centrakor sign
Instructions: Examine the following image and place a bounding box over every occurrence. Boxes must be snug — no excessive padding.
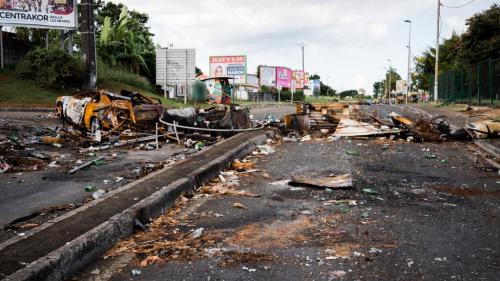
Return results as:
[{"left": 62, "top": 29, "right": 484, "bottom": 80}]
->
[
  {"left": 209, "top": 55, "right": 247, "bottom": 84},
  {"left": 0, "top": 0, "right": 77, "bottom": 30}
]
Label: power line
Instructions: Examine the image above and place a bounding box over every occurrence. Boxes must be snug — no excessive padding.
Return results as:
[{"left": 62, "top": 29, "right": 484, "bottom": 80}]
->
[{"left": 441, "top": 0, "right": 476, "bottom": 9}]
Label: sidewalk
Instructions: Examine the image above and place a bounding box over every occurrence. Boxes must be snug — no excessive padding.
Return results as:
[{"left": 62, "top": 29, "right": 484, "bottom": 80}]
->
[{"left": 0, "top": 130, "right": 271, "bottom": 280}]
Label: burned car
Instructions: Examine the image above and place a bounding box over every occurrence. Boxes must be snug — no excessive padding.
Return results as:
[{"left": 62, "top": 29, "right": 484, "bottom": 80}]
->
[{"left": 56, "top": 90, "right": 164, "bottom": 138}]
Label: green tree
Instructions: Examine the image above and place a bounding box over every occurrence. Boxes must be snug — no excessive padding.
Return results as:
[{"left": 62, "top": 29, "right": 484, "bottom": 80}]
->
[
  {"left": 97, "top": 3, "right": 156, "bottom": 79},
  {"left": 372, "top": 81, "right": 385, "bottom": 98},
  {"left": 411, "top": 4, "right": 499, "bottom": 91},
  {"left": 386, "top": 67, "right": 402, "bottom": 92},
  {"left": 460, "top": 4, "right": 500, "bottom": 63},
  {"left": 338, "top": 90, "right": 358, "bottom": 98},
  {"left": 309, "top": 74, "right": 320, "bottom": 80}
]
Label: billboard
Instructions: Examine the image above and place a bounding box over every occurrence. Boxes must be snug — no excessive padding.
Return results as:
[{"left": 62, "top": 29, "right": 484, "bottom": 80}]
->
[
  {"left": 304, "top": 72, "right": 310, "bottom": 87},
  {"left": 276, "top": 67, "right": 292, "bottom": 88},
  {"left": 156, "top": 48, "right": 196, "bottom": 86},
  {"left": 310, "top": 79, "right": 321, "bottom": 93},
  {"left": 396, "top": 80, "right": 408, "bottom": 93},
  {"left": 293, "top": 70, "right": 305, "bottom": 89},
  {"left": 0, "top": 0, "right": 77, "bottom": 30},
  {"left": 259, "top": 66, "right": 276, "bottom": 87},
  {"left": 209, "top": 55, "right": 247, "bottom": 84}
]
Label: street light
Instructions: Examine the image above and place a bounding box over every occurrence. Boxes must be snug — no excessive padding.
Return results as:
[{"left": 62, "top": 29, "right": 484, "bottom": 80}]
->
[{"left": 404, "top": 20, "right": 412, "bottom": 104}]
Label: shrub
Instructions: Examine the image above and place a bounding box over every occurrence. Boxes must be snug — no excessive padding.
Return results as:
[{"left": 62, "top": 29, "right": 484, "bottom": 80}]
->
[
  {"left": 280, "top": 90, "right": 305, "bottom": 102},
  {"left": 15, "top": 48, "right": 84, "bottom": 89}
]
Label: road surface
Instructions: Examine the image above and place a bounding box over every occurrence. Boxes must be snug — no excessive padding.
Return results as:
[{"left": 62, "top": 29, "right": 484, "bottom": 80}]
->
[{"left": 75, "top": 105, "right": 500, "bottom": 281}]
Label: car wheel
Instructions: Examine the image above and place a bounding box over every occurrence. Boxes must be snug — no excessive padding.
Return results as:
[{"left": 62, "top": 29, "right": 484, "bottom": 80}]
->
[{"left": 90, "top": 118, "right": 102, "bottom": 142}]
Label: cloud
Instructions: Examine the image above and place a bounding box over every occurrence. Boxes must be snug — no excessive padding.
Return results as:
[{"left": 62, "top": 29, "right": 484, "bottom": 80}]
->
[{"left": 112, "top": 0, "right": 496, "bottom": 94}]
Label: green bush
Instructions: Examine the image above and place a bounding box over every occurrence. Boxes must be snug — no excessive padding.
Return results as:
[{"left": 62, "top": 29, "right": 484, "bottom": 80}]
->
[
  {"left": 97, "top": 59, "right": 155, "bottom": 92},
  {"left": 279, "top": 90, "right": 305, "bottom": 102},
  {"left": 15, "top": 48, "right": 84, "bottom": 89}
]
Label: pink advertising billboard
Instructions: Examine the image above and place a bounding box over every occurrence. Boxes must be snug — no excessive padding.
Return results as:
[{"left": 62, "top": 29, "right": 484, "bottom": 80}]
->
[{"left": 276, "top": 67, "right": 292, "bottom": 88}]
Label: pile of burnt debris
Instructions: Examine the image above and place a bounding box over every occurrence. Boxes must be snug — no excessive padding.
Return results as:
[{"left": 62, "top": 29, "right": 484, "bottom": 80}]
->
[
  {"left": 1, "top": 90, "right": 260, "bottom": 174},
  {"left": 277, "top": 102, "right": 499, "bottom": 142}
]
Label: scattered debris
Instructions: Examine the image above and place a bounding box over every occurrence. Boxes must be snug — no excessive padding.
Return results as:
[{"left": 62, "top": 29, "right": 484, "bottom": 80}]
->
[
  {"left": 466, "top": 119, "right": 500, "bottom": 139},
  {"left": 92, "top": 189, "right": 106, "bottom": 199},
  {"left": 232, "top": 202, "right": 248, "bottom": 210},
  {"left": 333, "top": 119, "right": 400, "bottom": 137},
  {"left": 257, "top": 145, "right": 276, "bottom": 155},
  {"left": 362, "top": 188, "right": 379, "bottom": 195},
  {"left": 131, "top": 269, "right": 142, "bottom": 275},
  {"left": 290, "top": 173, "right": 353, "bottom": 189},
  {"left": 69, "top": 156, "right": 106, "bottom": 174},
  {"left": 192, "top": 227, "right": 204, "bottom": 239}
]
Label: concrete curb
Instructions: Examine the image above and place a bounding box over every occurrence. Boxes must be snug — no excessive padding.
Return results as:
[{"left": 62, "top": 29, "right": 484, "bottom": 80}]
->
[
  {"left": 0, "top": 108, "right": 53, "bottom": 113},
  {"left": 4, "top": 130, "right": 272, "bottom": 281}
]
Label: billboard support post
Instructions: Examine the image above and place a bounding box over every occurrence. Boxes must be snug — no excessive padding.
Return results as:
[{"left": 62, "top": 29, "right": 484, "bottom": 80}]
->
[
  {"left": 184, "top": 49, "right": 188, "bottom": 104},
  {"left": 60, "top": 30, "right": 65, "bottom": 50},
  {"left": 45, "top": 30, "right": 49, "bottom": 49},
  {"left": 0, "top": 25, "right": 3, "bottom": 70},
  {"left": 164, "top": 48, "right": 167, "bottom": 99},
  {"left": 81, "top": 0, "right": 97, "bottom": 90},
  {"left": 68, "top": 31, "right": 74, "bottom": 54}
]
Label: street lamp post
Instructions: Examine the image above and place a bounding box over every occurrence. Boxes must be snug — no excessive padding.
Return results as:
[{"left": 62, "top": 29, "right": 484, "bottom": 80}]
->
[
  {"left": 405, "top": 20, "right": 412, "bottom": 104},
  {"left": 434, "top": 0, "right": 441, "bottom": 102}
]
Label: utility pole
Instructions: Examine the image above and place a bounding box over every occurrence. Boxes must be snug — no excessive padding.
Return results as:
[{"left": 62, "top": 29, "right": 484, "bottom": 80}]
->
[
  {"left": 434, "top": 0, "right": 441, "bottom": 102},
  {"left": 405, "top": 20, "right": 412, "bottom": 104},
  {"left": 0, "top": 26, "right": 3, "bottom": 70},
  {"left": 298, "top": 42, "right": 306, "bottom": 88},
  {"left": 81, "top": 0, "right": 97, "bottom": 90}
]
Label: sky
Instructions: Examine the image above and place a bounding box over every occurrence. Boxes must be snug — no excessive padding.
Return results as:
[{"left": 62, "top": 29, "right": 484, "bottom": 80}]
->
[{"left": 113, "top": 0, "right": 497, "bottom": 94}]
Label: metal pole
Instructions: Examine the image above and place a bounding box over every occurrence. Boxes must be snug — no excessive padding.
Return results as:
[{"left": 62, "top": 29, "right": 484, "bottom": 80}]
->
[
  {"left": 302, "top": 45, "right": 305, "bottom": 78},
  {"left": 405, "top": 20, "right": 412, "bottom": 104},
  {"left": 155, "top": 122, "right": 159, "bottom": 150},
  {"left": 388, "top": 59, "right": 392, "bottom": 106},
  {"left": 0, "top": 26, "right": 4, "bottom": 70},
  {"left": 164, "top": 48, "right": 168, "bottom": 99},
  {"left": 184, "top": 49, "right": 187, "bottom": 105},
  {"left": 45, "top": 30, "right": 49, "bottom": 49},
  {"left": 434, "top": 0, "right": 441, "bottom": 102},
  {"left": 68, "top": 32, "right": 73, "bottom": 54},
  {"left": 60, "top": 30, "right": 65, "bottom": 49}
]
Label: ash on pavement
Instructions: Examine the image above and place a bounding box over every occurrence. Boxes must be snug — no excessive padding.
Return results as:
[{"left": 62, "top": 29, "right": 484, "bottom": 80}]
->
[{"left": 77, "top": 135, "right": 500, "bottom": 281}]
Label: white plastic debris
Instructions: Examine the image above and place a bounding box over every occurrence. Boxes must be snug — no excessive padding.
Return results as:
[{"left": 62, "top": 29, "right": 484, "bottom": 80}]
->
[
  {"left": 242, "top": 266, "right": 257, "bottom": 272},
  {"left": 131, "top": 269, "right": 142, "bottom": 275},
  {"left": 192, "top": 227, "right": 204, "bottom": 239},
  {"left": 257, "top": 145, "right": 275, "bottom": 155},
  {"left": 369, "top": 247, "right": 382, "bottom": 254},
  {"left": 92, "top": 189, "right": 106, "bottom": 199}
]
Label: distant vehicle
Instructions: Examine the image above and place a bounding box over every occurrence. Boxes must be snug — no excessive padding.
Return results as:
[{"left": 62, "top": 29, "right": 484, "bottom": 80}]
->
[{"left": 56, "top": 90, "right": 164, "bottom": 138}]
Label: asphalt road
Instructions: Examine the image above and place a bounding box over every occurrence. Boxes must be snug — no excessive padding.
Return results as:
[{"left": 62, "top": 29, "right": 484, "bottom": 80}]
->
[
  {"left": 75, "top": 106, "right": 500, "bottom": 281},
  {"left": 0, "top": 106, "right": 293, "bottom": 241}
]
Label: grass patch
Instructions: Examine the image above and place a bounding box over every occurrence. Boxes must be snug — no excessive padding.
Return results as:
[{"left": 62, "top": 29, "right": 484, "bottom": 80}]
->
[
  {"left": 0, "top": 72, "right": 67, "bottom": 108},
  {"left": 97, "top": 60, "right": 155, "bottom": 93},
  {"left": 305, "top": 96, "right": 339, "bottom": 103}
]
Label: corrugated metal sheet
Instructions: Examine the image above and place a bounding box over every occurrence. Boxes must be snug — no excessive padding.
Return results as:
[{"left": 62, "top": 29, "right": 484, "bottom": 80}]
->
[{"left": 156, "top": 48, "right": 196, "bottom": 86}]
